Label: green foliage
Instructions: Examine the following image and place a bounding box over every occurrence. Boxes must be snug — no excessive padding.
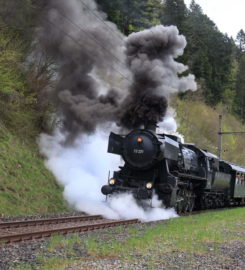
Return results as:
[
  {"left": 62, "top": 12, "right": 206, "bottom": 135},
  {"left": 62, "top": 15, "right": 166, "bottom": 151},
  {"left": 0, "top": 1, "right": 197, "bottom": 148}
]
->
[
  {"left": 0, "top": 1, "right": 67, "bottom": 217},
  {"left": 97, "top": 0, "right": 161, "bottom": 34},
  {"left": 0, "top": 123, "right": 68, "bottom": 216},
  {"left": 0, "top": 0, "right": 34, "bottom": 43},
  {"left": 181, "top": 1, "right": 235, "bottom": 105},
  {"left": 221, "top": 60, "right": 237, "bottom": 111},
  {"left": 161, "top": 0, "right": 188, "bottom": 33},
  {"left": 0, "top": 25, "right": 50, "bottom": 136},
  {"left": 235, "top": 54, "right": 245, "bottom": 121},
  {"left": 175, "top": 98, "right": 245, "bottom": 165},
  {"left": 236, "top": 29, "right": 245, "bottom": 53},
  {"left": 0, "top": 26, "right": 25, "bottom": 96}
]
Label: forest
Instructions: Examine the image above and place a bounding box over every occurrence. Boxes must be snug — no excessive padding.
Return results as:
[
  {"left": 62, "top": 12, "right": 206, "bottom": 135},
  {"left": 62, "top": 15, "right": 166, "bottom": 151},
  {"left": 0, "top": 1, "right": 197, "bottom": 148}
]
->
[
  {"left": 96, "top": 0, "right": 245, "bottom": 120},
  {"left": 0, "top": 0, "right": 245, "bottom": 136}
]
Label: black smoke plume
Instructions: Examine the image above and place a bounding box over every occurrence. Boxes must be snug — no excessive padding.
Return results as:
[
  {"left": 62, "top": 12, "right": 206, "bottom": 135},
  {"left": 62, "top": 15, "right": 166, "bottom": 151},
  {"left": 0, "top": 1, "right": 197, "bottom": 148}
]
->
[
  {"left": 119, "top": 25, "right": 197, "bottom": 129},
  {"left": 37, "top": 1, "right": 196, "bottom": 141},
  {"left": 37, "top": 0, "right": 127, "bottom": 140}
]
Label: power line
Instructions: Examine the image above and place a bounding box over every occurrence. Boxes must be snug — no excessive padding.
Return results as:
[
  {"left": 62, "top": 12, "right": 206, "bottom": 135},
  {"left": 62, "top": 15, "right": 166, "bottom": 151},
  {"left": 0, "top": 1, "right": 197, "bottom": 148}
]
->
[
  {"left": 218, "top": 114, "right": 245, "bottom": 159},
  {"left": 56, "top": 9, "right": 127, "bottom": 70},
  {"left": 45, "top": 18, "right": 131, "bottom": 83},
  {"left": 79, "top": 0, "right": 161, "bottom": 72},
  {"left": 79, "top": 0, "right": 125, "bottom": 43},
  {"left": 51, "top": 8, "right": 177, "bottom": 107},
  {"left": 219, "top": 132, "right": 245, "bottom": 135},
  {"left": 35, "top": 2, "right": 128, "bottom": 72},
  {"left": 41, "top": 2, "right": 177, "bottom": 98}
]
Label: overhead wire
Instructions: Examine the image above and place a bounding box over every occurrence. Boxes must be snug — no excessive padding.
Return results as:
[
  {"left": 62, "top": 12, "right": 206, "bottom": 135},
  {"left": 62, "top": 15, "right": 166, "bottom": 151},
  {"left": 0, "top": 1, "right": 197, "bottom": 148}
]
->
[
  {"left": 35, "top": 1, "right": 129, "bottom": 77},
  {"left": 40, "top": 1, "right": 166, "bottom": 96},
  {"left": 79, "top": 0, "right": 125, "bottom": 43},
  {"left": 52, "top": 2, "right": 167, "bottom": 117},
  {"left": 37, "top": 1, "right": 174, "bottom": 129},
  {"left": 45, "top": 18, "right": 131, "bottom": 83},
  {"left": 56, "top": 9, "right": 127, "bottom": 70},
  {"left": 79, "top": 0, "right": 161, "bottom": 62},
  {"left": 78, "top": 0, "right": 163, "bottom": 85}
]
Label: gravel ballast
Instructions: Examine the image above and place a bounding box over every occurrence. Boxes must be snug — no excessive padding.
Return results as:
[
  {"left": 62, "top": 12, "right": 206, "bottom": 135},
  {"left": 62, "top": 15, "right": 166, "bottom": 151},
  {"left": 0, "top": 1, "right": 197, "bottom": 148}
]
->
[
  {"left": 0, "top": 220, "right": 244, "bottom": 270},
  {"left": 0, "top": 212, "right": 85, "bottom": 223}
]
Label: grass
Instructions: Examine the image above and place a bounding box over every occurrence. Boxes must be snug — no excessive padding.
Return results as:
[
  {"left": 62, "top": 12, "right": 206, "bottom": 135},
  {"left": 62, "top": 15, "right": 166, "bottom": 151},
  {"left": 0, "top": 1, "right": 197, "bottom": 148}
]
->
[
  {"left": 0, "top": 26, "right": 68, "bottom": 216},
  {"left": 83, "top": 209, "right": 245, "bottom": 256},
  {"left": 0, "top": 122, "right": 68, "bottom": 216},
  {"left": 26, "top": 207, "right": 245, "bottom": 269},
  {"left": 47, "top": 234, "right": 82, "bottom": 253},
  {"left": 0, "top": 35, "right": 68, "bottom": 215},
  {"left": 175, "top": 98, "right": 245, "bottom": 166}
]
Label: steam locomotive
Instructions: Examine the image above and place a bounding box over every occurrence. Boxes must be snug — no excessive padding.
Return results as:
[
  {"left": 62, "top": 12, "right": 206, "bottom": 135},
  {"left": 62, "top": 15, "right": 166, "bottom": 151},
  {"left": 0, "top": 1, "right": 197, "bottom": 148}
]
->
[{"left": 101, "top": 124, "right": 245, "bottom": 213}]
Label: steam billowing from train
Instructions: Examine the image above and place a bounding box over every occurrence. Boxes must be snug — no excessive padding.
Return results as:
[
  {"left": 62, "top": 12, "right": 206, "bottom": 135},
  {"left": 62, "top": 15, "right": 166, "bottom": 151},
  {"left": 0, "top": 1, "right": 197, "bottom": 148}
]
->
[{"left": 38, "top": 0, "right": 197, "bottom": 221}]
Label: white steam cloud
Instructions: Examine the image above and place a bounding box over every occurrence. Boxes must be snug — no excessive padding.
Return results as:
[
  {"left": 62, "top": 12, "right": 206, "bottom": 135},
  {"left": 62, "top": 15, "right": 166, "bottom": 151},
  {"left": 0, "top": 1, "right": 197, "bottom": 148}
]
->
[
  {"left": 157, "top": 108, "right": 185, "bottom": 143},
  {"left": 38, "top": 128, "right": 177, "bottom": 221}
]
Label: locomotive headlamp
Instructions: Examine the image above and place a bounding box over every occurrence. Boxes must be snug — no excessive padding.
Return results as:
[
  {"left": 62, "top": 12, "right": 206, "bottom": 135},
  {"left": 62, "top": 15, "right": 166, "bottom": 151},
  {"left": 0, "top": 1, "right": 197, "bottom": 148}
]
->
[
  {"left": 109, "top": 178, "right": 116, "bottom": 185},
  {"left": 137, "top": 137, "right": 143, "bottom": 143},
  {"left": 146, "top": 182, "right": 153, "bottom": 189}
]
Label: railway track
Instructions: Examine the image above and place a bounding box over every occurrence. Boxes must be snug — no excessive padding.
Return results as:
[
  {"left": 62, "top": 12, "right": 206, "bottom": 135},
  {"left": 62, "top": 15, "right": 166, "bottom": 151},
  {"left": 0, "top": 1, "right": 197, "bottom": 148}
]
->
[
  {"left": 1, "top": 207, "right": 242, "bottom": 245},
  {"left": 0, "top": 215, "right": 139, "bottom": 245},
  {"left": 0, "top": 215, "right": 102, "bottom": 229}
]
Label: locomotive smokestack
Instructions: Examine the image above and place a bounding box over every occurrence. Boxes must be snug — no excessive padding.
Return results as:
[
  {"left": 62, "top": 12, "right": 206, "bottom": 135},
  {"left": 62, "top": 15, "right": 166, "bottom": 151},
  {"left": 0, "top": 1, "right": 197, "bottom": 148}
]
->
[{"left": 144, "top": 122, "right": 157, "bottom": 132}]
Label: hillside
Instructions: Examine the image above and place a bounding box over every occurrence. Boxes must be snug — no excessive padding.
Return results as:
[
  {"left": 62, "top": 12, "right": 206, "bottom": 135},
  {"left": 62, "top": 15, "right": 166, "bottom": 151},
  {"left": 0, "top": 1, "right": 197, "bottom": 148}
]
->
[
  {"left": 175, "top": 98, "right": 245, "bottom": 166},
  {"left": 0, "top": 121, "right": 68, "bottom": 216}
]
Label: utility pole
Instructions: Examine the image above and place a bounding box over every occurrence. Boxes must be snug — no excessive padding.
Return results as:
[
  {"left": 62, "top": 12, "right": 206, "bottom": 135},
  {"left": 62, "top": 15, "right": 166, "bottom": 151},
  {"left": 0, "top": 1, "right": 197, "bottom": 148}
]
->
[
  {"left": 218, "top": 115, "right": 222, "bottom": 159},
  {"left": 218, "top": 114, "right": 245, "bottom": 159}
]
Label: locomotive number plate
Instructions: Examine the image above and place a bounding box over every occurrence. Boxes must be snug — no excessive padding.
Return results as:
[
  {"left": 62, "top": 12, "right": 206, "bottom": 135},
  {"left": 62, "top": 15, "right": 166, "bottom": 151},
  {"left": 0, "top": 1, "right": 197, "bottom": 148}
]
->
[{"left": 133, "top": 149, "right": 144, "bottom": 154}]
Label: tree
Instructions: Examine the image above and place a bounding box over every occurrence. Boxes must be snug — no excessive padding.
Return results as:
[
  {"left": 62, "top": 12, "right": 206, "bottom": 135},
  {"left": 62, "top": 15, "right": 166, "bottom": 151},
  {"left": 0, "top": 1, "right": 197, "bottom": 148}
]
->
[
  {"left": 160, "top": 0, "right": 188, "bottom": 33},
  {"left": 235, "top": 54, "right": 245, "bottom": 121},
  {"left": 181, "top": 1, "right": 235, "bottom": 105},
  {"left": 236, "top": 29, "right": 245, "bottom": 53},
  {"left": 189, "top": 0, "right": 203, "bottom": 14},
  {"left": 96, "top": 0, "right": 162, "bottom": 35},
  {"left": 140, "top": 0, "right": 162, "bottom": 28},
  {"left": 0, "top": 0, "right": 33, "bottom": 41},
  {"left": 96, "top": 0, "right": 239, "bottom": 109}
]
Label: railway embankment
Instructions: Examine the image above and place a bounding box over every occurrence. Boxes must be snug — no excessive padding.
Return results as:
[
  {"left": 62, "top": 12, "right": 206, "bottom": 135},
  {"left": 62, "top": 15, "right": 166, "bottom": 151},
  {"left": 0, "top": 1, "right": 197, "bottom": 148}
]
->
[
  {"left": 0, "top": 207, "right": 244, "bottom": 270},
  {"left": 0, "top": 124, "right": 68, "bottom": 216}
]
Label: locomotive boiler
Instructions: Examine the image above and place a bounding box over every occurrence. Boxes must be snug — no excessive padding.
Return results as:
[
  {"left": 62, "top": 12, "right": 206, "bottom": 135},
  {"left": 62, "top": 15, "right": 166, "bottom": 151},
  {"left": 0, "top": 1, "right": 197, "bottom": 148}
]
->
[{"left": 101, "top": 124, "right": 245, "bottom": 213}]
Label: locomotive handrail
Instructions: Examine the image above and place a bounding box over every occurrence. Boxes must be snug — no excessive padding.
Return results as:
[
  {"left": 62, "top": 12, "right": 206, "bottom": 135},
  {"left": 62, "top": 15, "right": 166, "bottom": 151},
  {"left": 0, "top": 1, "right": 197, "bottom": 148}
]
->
[{"left": 173, "top": 172, "right": 206, "bottom": 181}]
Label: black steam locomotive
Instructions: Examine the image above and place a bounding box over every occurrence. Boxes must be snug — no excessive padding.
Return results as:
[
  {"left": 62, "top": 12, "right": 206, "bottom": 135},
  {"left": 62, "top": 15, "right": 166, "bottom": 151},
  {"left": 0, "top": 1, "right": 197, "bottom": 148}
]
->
[{"left": 101, "top": 124, "right": 245, "bottom": 213}]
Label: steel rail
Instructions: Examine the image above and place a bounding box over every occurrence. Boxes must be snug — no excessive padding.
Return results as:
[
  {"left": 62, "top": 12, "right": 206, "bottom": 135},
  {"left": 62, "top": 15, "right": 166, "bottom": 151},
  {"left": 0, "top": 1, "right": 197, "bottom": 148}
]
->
[
  {"left": 0, "top": 219, "right": 139, "bottom": 244},
  {"left": 0, "top": 215, "right": 103, "bottom": 229}
]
